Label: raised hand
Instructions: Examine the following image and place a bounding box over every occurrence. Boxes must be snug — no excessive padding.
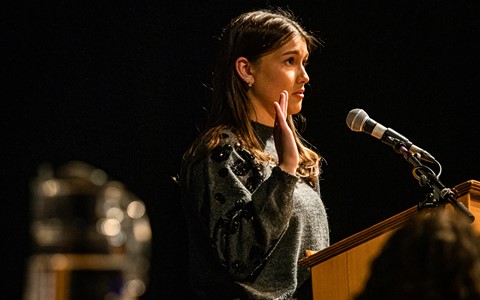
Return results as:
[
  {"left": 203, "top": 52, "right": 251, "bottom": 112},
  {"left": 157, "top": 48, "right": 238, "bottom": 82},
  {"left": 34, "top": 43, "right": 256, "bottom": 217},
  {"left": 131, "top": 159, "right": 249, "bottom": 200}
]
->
[{"left": 273, "top": 90, "right": 299, "bottom": 175}]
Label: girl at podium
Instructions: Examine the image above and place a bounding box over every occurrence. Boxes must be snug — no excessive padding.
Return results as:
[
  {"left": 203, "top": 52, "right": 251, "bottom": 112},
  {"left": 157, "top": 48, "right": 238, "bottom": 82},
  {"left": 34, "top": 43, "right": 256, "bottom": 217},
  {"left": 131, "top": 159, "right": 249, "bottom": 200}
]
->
[{"left": 178, "top": 7, "right": 330, "bottom": 299}]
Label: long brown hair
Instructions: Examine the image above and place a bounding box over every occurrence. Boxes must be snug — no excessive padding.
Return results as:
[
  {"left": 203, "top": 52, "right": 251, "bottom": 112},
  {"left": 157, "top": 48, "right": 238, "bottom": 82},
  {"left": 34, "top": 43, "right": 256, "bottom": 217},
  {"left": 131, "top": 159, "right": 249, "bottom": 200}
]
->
[{"left": 184, "top": 8, "right": 323, "bottom": 187}]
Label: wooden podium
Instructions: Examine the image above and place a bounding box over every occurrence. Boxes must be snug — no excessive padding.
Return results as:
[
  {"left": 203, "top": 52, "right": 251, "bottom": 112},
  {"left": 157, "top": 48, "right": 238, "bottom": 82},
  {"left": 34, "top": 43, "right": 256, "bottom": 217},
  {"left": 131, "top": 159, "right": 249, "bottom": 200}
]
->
[{"left": 298, "top": 180, "right": 480, "bottom": 300}]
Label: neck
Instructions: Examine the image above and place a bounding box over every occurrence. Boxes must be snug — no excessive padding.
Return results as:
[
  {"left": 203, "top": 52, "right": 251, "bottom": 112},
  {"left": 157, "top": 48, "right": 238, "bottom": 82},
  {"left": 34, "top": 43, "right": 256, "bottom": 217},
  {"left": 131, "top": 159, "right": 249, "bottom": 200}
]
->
[
  {"left": 249, "top": 111, "right": 275, "bottom": 127},
  {"left": 248, "top": 95, "right": 276, "bottom": 126}
]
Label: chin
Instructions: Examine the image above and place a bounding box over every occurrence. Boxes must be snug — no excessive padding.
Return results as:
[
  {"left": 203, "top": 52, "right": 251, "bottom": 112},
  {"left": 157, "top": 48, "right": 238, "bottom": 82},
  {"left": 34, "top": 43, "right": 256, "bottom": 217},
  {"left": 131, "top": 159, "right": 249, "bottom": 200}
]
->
[{"left": 288, "top": 105, "right": 302, "bottom": 115}]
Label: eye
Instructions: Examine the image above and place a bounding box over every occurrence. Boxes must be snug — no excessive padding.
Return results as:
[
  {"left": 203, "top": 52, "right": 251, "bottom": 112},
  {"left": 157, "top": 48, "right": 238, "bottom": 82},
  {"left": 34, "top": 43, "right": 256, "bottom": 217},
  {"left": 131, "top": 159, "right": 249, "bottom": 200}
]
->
[{"left": 285, "top": 57, "right": 295, "bottom": 65}]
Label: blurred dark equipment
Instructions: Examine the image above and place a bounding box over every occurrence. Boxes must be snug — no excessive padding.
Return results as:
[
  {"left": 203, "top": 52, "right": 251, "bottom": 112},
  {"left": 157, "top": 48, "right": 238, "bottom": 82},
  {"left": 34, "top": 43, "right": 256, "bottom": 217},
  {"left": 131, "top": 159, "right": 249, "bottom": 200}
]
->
[{"left": 24, "top": 161, "right": 151, "bottom": 300}]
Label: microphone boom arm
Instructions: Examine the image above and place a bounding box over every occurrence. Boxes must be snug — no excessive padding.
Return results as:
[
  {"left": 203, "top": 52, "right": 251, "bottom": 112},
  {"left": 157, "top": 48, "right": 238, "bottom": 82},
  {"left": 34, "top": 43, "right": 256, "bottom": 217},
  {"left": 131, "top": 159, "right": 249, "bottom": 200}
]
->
[{"left": 394, "top": 140, "right": 474, "bottom": 222}]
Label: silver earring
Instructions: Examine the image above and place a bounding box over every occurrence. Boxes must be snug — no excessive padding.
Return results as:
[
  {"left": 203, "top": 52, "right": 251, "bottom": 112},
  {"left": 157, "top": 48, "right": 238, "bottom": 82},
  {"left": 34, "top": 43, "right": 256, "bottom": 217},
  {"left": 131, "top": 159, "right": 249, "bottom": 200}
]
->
[{"left": 248, "top": 82, "right": 253, "bottom": 87}]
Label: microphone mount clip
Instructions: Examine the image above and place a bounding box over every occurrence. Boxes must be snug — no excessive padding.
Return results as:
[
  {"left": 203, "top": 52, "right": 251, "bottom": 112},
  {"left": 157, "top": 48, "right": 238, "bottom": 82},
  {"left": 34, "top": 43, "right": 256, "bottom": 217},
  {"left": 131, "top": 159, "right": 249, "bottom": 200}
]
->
[{"left": 396, "top": 145, "right": 474, "bottom": 222}]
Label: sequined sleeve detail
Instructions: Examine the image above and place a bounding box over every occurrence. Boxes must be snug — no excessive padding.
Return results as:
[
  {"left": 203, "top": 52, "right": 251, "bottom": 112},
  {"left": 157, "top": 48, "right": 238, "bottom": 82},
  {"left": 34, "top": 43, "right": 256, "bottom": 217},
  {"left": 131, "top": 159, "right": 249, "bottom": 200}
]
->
[{"left": 187, "top": 130, "right": 298, "bottom": 280}]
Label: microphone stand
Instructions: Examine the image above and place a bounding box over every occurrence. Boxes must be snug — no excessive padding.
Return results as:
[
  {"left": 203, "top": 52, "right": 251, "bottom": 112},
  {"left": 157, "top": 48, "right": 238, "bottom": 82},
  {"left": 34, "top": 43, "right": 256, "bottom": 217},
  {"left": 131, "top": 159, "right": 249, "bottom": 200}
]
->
[{"left": 392, "top": 139, "right": 475, "bottom": 222}]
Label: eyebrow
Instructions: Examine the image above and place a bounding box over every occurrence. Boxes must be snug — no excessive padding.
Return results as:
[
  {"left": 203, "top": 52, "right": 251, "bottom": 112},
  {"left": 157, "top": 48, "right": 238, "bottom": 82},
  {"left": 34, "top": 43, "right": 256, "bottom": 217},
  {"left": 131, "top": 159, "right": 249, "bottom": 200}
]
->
[{"left": 281, "top": 50, "right": 309, "bottom": 59}]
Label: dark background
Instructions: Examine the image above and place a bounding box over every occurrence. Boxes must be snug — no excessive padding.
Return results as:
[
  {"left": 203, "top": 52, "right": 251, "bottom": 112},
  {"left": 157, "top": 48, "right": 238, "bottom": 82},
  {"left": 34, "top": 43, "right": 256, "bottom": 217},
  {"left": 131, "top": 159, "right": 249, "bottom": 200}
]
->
[{"left": 5, "top": 1, "right": 479, "bottom": 299}]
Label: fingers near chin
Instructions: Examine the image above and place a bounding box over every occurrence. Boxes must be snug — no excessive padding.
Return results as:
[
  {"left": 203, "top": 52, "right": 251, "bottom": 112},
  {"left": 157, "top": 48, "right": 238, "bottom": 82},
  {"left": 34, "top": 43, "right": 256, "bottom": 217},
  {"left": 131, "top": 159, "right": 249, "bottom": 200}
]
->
[
  {"left": 274, "top": 102, "right": 282, "bottom": 120},
  {"left": 282, "top": 91, "right": 288, "bottom": 111},
  {"left": 274, "top": 101, "right": 281, "bottom": 112}
]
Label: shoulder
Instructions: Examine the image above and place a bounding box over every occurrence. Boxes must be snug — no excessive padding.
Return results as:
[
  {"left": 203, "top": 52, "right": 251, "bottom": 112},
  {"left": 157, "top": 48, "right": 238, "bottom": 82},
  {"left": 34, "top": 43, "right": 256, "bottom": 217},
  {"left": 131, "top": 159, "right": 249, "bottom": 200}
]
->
[
  {"left": 210, "top": 127, "right": 246, "bottom": 163},
  {"left": 218, "top": 127, "right": 240, "bottom": 145}
]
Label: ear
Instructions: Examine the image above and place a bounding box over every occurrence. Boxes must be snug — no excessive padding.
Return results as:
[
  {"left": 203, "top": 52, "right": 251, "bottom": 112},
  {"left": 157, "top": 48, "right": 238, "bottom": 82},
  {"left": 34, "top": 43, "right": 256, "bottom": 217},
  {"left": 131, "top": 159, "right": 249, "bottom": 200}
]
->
[{"left": 235, "top": 57, "right": 255, "bottom": 85}]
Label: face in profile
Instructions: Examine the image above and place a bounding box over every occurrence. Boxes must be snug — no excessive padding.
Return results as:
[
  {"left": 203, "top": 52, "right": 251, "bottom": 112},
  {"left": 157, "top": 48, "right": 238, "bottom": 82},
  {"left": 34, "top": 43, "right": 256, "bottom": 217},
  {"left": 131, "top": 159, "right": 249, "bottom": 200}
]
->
[{"left": 248, "top": 34, "right": 311, "bottom": 123}]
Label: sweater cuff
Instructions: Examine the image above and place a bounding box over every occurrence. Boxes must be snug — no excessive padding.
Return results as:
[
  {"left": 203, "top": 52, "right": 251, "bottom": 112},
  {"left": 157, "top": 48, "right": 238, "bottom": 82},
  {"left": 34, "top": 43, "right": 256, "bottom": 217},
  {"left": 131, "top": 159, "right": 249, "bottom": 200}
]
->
[{"left": 272, "top": 166, "right": 298, "bottom": 186}]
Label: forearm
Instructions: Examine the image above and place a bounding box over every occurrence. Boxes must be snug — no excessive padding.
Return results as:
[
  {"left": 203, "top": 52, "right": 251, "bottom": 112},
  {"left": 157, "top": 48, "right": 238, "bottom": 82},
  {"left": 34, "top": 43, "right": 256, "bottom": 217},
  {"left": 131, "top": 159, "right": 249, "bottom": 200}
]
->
[{"left": 210, "top": 165, "right": 297, "bottom": 279}]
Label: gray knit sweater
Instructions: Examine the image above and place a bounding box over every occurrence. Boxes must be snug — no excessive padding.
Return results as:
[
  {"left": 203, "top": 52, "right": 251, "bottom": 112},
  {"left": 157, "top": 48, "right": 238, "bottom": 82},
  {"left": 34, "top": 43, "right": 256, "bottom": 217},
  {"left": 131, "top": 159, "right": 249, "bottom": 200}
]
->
[{"left": 180, "top": 122, "right": 330, "bottom": 299}]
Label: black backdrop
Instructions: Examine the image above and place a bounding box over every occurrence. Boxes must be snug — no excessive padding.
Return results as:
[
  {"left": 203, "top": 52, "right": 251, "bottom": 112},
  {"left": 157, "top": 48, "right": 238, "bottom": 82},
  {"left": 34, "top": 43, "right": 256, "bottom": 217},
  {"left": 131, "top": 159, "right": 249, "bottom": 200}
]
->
[{"left": 5, "top": 1, "right": 479, "bottom": 299}]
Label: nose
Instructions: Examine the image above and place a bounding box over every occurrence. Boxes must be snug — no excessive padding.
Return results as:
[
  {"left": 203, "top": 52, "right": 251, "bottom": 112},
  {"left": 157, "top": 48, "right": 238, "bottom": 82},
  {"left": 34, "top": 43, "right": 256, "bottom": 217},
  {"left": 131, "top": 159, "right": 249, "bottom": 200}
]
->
[{"left": 298, "top": 65, "right": 309, "bottom": 84}]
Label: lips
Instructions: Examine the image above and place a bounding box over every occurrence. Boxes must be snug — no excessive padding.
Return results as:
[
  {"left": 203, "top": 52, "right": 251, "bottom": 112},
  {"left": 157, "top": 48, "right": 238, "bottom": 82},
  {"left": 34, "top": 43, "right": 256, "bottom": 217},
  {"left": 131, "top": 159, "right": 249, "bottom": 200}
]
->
[{"left": 292, "top": 89, "right": 305, "bottom": 97}]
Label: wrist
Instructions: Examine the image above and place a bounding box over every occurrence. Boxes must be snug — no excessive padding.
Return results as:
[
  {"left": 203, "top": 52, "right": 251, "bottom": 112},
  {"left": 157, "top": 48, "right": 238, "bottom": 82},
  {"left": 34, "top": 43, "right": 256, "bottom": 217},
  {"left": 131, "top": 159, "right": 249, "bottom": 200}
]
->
[{"left": 278, "top": 163, "right": 297, "bottom": 176}]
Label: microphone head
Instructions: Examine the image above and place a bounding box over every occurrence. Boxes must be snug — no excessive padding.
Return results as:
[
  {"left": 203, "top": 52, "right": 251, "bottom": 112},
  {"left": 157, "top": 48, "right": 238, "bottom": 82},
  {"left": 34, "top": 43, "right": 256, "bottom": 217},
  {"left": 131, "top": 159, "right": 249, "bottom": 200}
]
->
[{"left": 346, "top": 108, "right": 369, "bottom": 132}]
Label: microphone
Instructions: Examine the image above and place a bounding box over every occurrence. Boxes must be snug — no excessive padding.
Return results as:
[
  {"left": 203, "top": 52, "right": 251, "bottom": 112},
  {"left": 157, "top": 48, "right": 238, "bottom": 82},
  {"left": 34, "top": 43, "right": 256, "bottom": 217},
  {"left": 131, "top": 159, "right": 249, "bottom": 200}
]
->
[{"left": 346, "top": 108, "right": 436, "bottom": 163}]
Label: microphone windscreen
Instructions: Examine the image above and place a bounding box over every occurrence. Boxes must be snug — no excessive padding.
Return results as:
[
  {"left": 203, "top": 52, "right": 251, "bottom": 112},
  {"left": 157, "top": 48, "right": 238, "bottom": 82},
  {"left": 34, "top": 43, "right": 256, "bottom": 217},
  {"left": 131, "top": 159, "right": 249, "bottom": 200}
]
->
[{"left": 346, "top": 108, "right": 368, "bottom": 132}]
